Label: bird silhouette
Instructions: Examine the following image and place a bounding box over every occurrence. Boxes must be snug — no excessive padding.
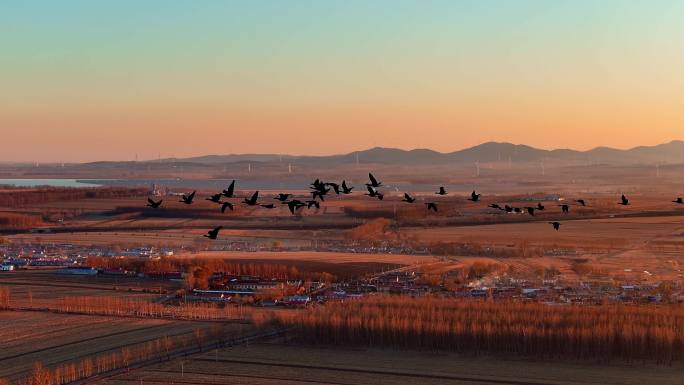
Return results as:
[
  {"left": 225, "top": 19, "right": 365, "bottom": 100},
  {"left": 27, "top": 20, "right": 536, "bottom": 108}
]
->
[
  {"left": 560, "top": 204, "right": 569, "bottom": 213},
  {"left": 243, "top": 191, "right": 259, "bottom": 206},
  {"left": 310, "top": 179, "right": 330, "bottom": 201},
  {"left": 204, "top": 226, "right": 222, "bottom": 240},
  {"left": 576, "top": 199, "right": 586, "bottom": 206},
  {"left": 306, "top": 200, "right": 320, "bottom": 209},
  {"left": 537, "top": 203, "right": 545, "bottom": 210},
  {"left": 619, "top": 194, "right": 630, "bottom": 206},
  {"left": 425, "top": 202, "right": 438, "bottom": 212},
  {"left": 365, "top": 186, "right": 384, "bottom": 200},
  {"left": 312, "top": 190, "right": 327, "bottom": 201},
  {"left": 206, "top": 193, "right": 222, "bottom": 203},
  {"left": 274, "top": 193, "right": 291, "bottom": 202},
  {"left": 285, "top": 199, "right": 306, "bottom": 214},
  {"left": 504, "top": 205, "right": 514, "bottom": 213},
  {"left": 468, "top": 191, "right": 481, "bottom": 202},
  {"left": 673, "top": 197, "right": 684, "bottom": 204},
  {"left": 310, "top": 179, "right": 328, "bottom": 192},
  {"left": 326, "top": 182, "right": 341, "bottom": 195},
  {"left": 260, "top": 203, "right": 276, "bottom": 209},
  {"left": 526, "top": 207, "right": 535, "bottom": 216},
  {"left": 310, "top": 178, "right": 321, "bottom": 188},
  {"left": 146, "top": 198, "right": 162, "bottom": 209},
  {"left": 220, "top": 202, "right": 234, "bottom": 213},
  {"left": 222, "top": 180, "right": 235, "bottom": 198},
  {"left": 402, "top": 193, "right": 416, "bottom": 203},
  {"left": 341, "top": 180, "right": 354, "bottom": 194},
  {"left": 436, "top": 187, "right": 447, "bottom": 196},
  {"left": 489, "top": 203, "right": 502, "bottom": 210},
  {"left": 179, "top": 191, "right": 196, "bottom": 205},
  {"left": 366, "top": 173, "right": 382, "bottom": 188},
  {"left": 549, "top": 222, "right": 561, "bottom": 231}
]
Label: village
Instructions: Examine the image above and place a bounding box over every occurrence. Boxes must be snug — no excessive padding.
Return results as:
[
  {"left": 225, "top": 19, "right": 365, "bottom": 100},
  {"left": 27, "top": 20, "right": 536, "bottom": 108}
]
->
[{"left": 2, "top": 242, "right": 682, "bottom": 307}]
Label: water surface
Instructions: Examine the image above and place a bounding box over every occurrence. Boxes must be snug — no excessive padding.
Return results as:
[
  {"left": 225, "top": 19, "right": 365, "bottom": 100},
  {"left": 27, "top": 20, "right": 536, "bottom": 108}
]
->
[{"left": 0, "top": 179, "right": 103, "bottom": 187}]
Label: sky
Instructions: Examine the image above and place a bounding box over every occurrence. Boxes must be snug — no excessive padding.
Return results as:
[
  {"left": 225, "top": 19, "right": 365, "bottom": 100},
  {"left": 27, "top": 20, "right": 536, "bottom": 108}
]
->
[{"left": 2, "top": 0, "right": 684, "bottom": 162}]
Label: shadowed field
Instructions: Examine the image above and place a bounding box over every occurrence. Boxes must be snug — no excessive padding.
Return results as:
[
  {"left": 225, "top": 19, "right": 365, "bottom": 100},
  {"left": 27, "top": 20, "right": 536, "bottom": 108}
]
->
[{"left": 91, "top": 342, "right": 684, "bottom": 385}]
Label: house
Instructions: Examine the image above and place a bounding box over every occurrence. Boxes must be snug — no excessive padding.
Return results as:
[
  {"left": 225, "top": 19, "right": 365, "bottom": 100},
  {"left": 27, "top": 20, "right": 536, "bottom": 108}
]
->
[
  {"left": 57, "top": 267, "right": 98, "bottom": 275},
  {"left": 102, "top": 267, "right": 135, "bottom": 276},
  {"left": 285, "top": 295, "right": 310, "bottom": 306},
  {"left": 143, "top": 271, "right": 183, "bottom": 280}
]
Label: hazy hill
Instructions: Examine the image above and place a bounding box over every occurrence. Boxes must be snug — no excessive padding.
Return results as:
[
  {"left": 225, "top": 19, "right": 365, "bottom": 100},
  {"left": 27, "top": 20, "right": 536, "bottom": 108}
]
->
[{"left": 136, "top": 140, "right": 684, "bottom": 166}]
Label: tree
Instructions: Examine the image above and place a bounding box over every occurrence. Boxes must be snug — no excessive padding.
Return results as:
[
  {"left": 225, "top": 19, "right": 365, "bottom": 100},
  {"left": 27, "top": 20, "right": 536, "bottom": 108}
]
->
[
  {"left": 0, "top": 287, "right": 10, "bottom": 309},
  {"left": 193, "top": 328, "right": 205, "bottom": 351},
  {"left": 30, "top": 362, "right": 51, "bottom": 385}
]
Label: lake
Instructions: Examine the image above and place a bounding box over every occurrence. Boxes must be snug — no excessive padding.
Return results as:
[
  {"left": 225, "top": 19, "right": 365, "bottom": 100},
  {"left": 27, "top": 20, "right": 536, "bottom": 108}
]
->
[{"left": 0, "top": 179, "right": 103, "bottom": 187}]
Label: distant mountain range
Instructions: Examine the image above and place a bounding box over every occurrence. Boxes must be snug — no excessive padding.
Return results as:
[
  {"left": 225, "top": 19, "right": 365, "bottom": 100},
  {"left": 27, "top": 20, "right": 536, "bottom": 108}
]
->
[{"left": 142, "top": 140, "right": 684, "bottom": 166}]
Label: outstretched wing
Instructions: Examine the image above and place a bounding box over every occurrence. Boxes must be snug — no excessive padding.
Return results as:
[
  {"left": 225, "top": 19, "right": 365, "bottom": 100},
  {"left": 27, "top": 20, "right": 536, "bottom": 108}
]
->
[{"left": 368, "top": 173, "right": 378, "bottom": 185}]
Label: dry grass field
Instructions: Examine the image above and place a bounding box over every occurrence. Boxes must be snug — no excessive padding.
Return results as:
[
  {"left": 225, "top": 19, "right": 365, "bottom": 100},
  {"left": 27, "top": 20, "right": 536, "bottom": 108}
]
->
[
  {"left": 91, "top": 342, "right": 684, "bottom": 385},
  {"left": 7, "top": 190, "right": 684, "bottom": 283},
  {"left": 404, "top": 214, "right": 684, "bottom": 281}
]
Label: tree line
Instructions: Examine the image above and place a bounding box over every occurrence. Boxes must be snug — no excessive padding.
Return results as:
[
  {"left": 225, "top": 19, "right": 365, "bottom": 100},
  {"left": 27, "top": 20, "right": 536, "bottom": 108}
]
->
[
  {"left": 0, "top": 287, "right": 249, "bottom": 321},
  {"left": 54, "top": 296, "right": 249, "bottom": 320},
  {"left": 0, "top": 213, "right": 43, "bottom": 230},
  {"left": 86, "top": 256, "right": 337, "bottom": 287},
  {"left": 0, "top": 187, "right": 148, "bottom": 208},
  {"left": 267, "top": 296, "right": 684, "bottom": 363}
]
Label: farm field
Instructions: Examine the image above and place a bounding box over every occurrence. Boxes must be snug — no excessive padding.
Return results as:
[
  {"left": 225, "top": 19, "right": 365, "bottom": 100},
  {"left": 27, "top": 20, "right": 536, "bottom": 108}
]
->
[
  {"left": 172, "top": 250, "right": 437, "bottom": 265},
  {"left": 0, "top": 311, "right": 251, "bottom": 382},
  {"left": 405, "top": 215, "right": 684, "bottom": 250},
  {"left": 92, "top": 342, "right": 684, "bottom": 385},
  {"left": 0, "top": 270, "right": 179, "bottom": 308},
  {"left": 403, "top": 215, "right": 684, "bottom": 281}
]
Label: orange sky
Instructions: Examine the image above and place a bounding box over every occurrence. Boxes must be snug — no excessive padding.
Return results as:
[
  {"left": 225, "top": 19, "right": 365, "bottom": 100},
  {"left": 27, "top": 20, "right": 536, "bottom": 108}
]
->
[{"left": 2, "top": 1, "right": 683, "bottom": 162}]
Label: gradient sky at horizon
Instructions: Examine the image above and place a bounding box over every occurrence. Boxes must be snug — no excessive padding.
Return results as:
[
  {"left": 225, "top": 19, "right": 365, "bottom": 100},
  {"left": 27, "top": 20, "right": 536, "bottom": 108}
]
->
[{"left": 2, "top": 0, "right": 684, "bottom": 162}]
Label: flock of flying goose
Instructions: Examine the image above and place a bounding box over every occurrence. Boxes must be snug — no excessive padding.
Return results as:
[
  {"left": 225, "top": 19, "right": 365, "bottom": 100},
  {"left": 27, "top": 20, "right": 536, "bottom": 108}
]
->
[{"left": 144, "top": 173, "right": 684, "bottom": 240}]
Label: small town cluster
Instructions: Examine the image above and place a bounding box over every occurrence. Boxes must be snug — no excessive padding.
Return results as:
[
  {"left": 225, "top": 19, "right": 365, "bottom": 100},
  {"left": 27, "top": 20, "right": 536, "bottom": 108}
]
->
[{"left": 2, "top": 242, "right": 682, "bottom": 306}]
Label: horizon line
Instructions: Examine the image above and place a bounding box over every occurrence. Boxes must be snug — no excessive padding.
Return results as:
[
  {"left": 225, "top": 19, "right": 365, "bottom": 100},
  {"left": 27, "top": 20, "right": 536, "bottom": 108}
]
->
[{"left": 2, "top": 139, "right": 682, "bottom": 165}]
